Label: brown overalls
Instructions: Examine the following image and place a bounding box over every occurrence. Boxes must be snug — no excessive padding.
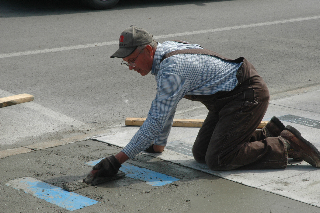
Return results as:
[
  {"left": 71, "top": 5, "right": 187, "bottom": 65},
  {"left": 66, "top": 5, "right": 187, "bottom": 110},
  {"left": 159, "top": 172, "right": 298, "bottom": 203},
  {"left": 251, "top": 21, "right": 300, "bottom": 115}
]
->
[{"left": 161, "top": 48, "right": 287, "bottom": 170}]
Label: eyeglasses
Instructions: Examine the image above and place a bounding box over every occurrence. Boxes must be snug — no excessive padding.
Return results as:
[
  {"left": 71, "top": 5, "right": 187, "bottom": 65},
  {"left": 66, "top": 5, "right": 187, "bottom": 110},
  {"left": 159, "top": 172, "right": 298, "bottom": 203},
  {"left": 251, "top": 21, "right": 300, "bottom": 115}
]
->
[{"left": 121, "top": 48, "right": 144, "bottom": 67}]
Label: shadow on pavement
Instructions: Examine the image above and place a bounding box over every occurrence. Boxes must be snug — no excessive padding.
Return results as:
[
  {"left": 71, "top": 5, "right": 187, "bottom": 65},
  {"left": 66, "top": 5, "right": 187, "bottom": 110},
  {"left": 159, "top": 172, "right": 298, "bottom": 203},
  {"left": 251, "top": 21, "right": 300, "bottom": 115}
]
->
[{"left": 0, "top": 0, "right": 233, "bottom": 17}]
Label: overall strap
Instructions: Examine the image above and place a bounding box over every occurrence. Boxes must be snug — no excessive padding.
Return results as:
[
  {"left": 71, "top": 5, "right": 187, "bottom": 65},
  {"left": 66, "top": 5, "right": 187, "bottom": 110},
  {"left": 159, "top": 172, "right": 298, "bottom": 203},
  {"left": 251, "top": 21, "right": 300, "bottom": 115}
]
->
[{"left": 160, "top": 47, "right": 243, "bottom": 63}]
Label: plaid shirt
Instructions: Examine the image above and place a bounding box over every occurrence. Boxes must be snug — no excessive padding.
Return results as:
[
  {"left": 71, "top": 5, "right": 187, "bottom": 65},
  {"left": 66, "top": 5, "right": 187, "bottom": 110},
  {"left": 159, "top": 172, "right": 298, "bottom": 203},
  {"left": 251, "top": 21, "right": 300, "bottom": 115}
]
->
[{"left": 122, "top": 41, "right": 242, "bottom": 159}]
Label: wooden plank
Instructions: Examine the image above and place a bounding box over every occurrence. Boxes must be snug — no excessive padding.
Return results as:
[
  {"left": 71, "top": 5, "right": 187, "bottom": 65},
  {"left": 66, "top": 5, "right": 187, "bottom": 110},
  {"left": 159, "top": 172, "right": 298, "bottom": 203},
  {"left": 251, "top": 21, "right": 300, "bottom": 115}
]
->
[
  {"left": 257, "top": 121, "right": 268, "bottom": 129},
  {"left": 172, "top": 119, "right": 204, "bottom": 128},
  {"left": 0, "top": 94, "right": 34, "bottom": 108},
  {"left": 125, "top": 117, "right": 268, "bottom": 129}
]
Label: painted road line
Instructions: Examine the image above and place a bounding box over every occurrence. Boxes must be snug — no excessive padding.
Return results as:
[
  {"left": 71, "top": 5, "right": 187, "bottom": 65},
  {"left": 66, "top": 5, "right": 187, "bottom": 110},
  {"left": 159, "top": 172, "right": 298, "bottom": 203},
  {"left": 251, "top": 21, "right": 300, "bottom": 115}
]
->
[
  {"left": 6, "top": 177, "right": 98, "bottom": 211},
  {"left": 1, "top": 16, "right": 319, "bottom": 59},
  {"left": 86, "top": 160, "right": 179, "bottom": 186}
]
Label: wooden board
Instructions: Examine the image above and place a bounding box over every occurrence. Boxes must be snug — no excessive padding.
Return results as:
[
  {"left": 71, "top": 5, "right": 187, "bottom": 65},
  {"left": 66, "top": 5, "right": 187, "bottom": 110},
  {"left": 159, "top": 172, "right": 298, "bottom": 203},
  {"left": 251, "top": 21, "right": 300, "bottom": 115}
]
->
[
  {"left": 125, "top": 117, "right": 268, "bottom": 129},
  {"left": 0, "top": 94, "right": 34, "bottom": 108}
]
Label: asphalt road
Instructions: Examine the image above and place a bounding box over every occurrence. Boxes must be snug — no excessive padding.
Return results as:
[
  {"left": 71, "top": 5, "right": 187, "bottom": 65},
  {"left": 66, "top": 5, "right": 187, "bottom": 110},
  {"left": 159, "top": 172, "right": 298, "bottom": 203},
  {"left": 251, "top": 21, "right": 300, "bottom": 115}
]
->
[
  {"left": 1, "top": 0, "right": 320, "bottom": 212},
  {"left": 1, "top": 0, "right": 320, "bottom": 149}
]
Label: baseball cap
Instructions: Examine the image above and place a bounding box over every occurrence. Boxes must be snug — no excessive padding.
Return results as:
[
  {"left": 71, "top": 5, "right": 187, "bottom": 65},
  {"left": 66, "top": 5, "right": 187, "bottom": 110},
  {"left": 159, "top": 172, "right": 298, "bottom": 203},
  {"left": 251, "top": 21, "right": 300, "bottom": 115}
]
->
[{"left": 110, "top": 26, "right": 153, "bottom": 58}]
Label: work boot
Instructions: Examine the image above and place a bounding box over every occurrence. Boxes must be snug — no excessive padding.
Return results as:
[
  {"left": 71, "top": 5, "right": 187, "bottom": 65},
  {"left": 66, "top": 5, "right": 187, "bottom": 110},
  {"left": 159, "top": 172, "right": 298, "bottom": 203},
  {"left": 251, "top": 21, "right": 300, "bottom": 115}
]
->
[
  {"left": 262, "top": 116, "right": 285, "bottom": 137},
  {"left": 280, "top": 125, "right": 320, "bottom": 168}
]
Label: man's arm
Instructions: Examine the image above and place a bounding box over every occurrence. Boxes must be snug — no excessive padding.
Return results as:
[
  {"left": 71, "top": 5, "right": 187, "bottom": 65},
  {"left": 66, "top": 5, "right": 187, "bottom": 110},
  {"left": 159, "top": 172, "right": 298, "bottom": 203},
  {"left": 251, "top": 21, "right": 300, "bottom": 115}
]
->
[
  {"left": 88, "top": 70, "right": 186, "bottom": 182},
  {"left": 110, "top": 144, "right": 164, "bottom": 165},
  {"left": 145, "top": 144, "right": 165, "bottom": 153},
  {"left": 154, "top": 144, "right": 165, "bottom": 152},
  {"left": 115, "top": 144, "right": 164, "bottom": 165},
  {"left": 114, "top": 151, "right": 129, "bottom": 164}
]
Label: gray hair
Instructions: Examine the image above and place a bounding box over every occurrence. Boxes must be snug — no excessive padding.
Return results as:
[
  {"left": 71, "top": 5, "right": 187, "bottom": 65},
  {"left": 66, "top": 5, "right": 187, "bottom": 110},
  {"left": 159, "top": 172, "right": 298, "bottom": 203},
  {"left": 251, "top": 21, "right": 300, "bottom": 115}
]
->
[{"left": 137, "top": 40, "right": 157, "bottom": 50}]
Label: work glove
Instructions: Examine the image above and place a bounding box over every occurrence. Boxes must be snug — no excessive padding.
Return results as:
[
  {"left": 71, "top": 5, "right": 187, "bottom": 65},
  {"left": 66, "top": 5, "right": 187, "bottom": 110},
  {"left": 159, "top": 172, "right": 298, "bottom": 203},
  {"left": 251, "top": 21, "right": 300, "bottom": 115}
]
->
[
  {"left": 83, "top": 155, "right": 122, "bottom": 185},
  {"left": 93, "top": 155, "right": 121, "bottom": 178},
  {"left": 145, "top": 144, "right": 156, "bottom": 153}
]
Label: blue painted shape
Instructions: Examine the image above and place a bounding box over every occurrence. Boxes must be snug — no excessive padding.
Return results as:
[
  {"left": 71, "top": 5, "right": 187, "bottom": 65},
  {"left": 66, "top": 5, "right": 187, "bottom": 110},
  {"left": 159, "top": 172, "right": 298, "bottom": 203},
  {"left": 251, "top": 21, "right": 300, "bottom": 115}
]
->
[
  {"left": 86, "top": 160, "right": 179, "bottom": 186},
  {"left": 120, "top": 164, "right": 179, "bottom": 186},
  {"left": 86, "top": 159, "right": 101, "bottom": 166},
  {"left": 7, "top": 177, "right": 98, "bottom": 211}
]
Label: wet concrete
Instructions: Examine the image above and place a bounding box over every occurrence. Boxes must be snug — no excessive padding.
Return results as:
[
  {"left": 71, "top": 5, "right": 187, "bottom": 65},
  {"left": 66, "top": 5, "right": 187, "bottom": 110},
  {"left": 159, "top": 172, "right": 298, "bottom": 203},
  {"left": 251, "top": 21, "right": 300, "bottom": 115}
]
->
[{"left": 2, "top": 139, "right": 320, "bottom": 212}]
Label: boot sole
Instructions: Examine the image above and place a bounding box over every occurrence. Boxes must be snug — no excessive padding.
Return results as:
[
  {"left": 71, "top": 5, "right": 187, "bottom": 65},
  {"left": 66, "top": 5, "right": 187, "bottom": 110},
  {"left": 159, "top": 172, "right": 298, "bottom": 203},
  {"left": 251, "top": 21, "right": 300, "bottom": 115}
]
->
[{"left": 271, "top": 116, "right": 285, "bottom": 130}]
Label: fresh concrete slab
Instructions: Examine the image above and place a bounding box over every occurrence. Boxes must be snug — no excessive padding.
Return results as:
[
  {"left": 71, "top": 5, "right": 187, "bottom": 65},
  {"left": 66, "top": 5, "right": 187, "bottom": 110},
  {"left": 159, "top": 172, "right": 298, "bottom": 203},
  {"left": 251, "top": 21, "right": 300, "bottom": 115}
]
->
[{"left": 92, "top": 87, "right": 320, "bottom": 207}]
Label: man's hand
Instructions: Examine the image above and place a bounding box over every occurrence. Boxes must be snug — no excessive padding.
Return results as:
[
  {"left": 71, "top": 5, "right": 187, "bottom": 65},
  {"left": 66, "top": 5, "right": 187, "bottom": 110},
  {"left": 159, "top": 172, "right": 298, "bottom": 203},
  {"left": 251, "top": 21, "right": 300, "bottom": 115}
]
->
[
  {"left": 93, "top": 155, "right": 121, "bottom": 177},
  {"left": 83, "top": 156, "right": 120, "bottom": 185},
  {"left": 145, "top": 144, "right": 165, "bottom": 153},
  {"left": 83, "top": 154, "right": 127, "bottom": 185}
]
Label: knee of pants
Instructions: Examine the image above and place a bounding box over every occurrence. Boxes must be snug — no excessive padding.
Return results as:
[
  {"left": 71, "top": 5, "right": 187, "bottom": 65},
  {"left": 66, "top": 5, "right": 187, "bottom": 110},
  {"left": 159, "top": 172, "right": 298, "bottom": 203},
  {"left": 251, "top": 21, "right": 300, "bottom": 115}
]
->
[
  {"left": 192, "top": 147, "right": 206, "bottom": 163},
  {"left": 205, "top": 155, "right": 233, "bottom": 171},
  {"left": 193, "top": 154, "right": 206, "bottom": 164},
  {"left": 205, "top": 155, "right": 220, "bottom": 170}
]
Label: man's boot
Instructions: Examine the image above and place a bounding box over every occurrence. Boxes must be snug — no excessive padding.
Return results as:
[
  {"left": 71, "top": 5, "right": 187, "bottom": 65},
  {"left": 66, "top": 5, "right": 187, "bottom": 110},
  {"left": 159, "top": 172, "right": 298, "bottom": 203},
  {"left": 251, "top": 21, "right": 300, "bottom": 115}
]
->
[
  {"left": 262, "top": 116, "right": 285, "bottom": 137},
  {"left": 250, "top": 116, "right": 284, "bottom": 142},
  {"left": 280, "top": 125, "right": 320, "bottom": 168}
]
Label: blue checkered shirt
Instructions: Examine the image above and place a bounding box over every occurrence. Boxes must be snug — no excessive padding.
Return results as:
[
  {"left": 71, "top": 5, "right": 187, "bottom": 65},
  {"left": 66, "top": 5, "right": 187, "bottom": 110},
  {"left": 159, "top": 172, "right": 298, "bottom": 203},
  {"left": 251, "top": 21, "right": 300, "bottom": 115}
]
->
[{"left": 122, "top": 41, "right": 242, "bottom": 158}]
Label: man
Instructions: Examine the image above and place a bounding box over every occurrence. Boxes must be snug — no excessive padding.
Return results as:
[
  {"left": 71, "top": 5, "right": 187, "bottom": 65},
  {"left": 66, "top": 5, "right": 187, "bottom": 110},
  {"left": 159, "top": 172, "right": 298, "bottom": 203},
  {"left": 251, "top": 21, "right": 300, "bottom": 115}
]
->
[{"left": 86, "top": 26, "right": 320, "bottom": 183}]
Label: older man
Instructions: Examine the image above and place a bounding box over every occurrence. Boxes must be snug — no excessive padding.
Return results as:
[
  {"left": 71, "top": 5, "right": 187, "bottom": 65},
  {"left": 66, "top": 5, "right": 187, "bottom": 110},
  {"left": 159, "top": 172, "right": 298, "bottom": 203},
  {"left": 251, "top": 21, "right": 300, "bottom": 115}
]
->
[{"left": 85, "top": 26, "right": 320, "bottom": 183}]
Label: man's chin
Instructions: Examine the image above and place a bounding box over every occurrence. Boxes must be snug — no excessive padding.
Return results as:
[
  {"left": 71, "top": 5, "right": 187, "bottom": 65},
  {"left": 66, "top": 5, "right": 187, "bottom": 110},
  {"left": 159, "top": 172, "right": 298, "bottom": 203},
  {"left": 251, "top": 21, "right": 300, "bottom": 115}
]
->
[
  {"left": 137, "top": 69, "right": 150, "bottom": 76},
  {"left": 138, "top": 71, "right": 147, "bottom": 76}
]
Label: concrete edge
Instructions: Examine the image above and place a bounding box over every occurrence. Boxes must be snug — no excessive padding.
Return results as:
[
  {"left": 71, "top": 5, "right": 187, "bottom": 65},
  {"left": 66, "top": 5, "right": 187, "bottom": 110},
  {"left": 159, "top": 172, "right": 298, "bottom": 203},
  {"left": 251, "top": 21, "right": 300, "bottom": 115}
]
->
[
  {"left": 0, "top": 147, "right": 32, "bottom": 158},
  {"left": 0, "top": 134, "right": 92, "bottom": 159}
]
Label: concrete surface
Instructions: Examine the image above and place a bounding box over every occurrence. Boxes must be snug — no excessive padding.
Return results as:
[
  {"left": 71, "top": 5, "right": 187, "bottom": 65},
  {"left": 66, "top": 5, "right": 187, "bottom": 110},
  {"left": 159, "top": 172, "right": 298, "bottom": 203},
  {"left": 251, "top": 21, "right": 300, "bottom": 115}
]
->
[{"left": 1, "top": 86, "right": 320, "bottom": 213}]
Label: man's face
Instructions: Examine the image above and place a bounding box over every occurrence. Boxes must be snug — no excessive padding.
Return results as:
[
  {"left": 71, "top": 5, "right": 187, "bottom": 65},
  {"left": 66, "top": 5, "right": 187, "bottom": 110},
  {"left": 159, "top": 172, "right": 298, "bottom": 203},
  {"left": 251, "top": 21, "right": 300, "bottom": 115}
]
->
[{"left": 123, "top": 45, "right": 154, "bottom": 76}]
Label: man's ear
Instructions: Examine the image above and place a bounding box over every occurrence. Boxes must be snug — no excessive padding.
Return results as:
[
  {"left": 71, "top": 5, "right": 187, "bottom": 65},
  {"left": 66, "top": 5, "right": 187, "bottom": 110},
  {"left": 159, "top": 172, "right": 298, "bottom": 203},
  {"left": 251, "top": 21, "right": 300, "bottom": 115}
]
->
[
  {"left": 145, "top": 45, "right": 153, "bottom": 54},
  {"left": 145, "top": 45, "right": 156, "bottom": 59}
]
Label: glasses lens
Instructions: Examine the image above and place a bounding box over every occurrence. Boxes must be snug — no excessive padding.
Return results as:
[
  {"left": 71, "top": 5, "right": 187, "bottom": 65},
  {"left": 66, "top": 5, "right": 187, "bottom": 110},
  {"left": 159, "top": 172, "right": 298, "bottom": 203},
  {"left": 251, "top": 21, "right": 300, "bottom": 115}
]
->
[
  {"left": 121, "top": 61, "right": 129, "bottom": 67},
  {"left": 121, "top": 61, "right": 136, "bottom": 67}
]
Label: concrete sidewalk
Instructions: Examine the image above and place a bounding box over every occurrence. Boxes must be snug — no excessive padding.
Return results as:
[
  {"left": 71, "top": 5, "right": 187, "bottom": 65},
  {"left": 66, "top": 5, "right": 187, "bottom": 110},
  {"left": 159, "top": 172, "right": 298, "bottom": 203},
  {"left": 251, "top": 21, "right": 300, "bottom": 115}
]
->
[
  {"left": 92, "top": 86, "right": 320, "bottom": 207},
  {"left": 2, "top": 86, "right": 320, "bottom": 212}
]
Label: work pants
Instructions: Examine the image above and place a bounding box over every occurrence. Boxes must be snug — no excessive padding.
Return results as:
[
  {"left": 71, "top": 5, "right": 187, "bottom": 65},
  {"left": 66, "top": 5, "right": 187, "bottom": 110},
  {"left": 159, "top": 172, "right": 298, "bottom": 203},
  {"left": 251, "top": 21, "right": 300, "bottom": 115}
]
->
[{"left": 189, "top": 60, "right": 288, "bottom": 170}]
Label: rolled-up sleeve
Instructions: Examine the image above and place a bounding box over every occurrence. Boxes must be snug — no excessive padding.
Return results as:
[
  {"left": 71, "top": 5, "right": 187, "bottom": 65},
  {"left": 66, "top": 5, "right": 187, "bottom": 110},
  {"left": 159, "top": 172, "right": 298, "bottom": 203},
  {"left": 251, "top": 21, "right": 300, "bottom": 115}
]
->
[{"left": 121, "top": 72, "right": 186, "bottom": 159}]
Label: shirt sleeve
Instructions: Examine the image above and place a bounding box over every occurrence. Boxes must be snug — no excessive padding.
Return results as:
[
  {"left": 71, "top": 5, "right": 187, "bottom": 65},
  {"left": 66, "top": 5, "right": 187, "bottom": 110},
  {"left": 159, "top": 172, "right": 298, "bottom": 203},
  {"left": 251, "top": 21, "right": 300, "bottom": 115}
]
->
[
  {"left": 154, "top": 107, "right": 175, "bottom": 146},
  {"left": 121, "top": 68, "right": 187, "bottom": 159}
]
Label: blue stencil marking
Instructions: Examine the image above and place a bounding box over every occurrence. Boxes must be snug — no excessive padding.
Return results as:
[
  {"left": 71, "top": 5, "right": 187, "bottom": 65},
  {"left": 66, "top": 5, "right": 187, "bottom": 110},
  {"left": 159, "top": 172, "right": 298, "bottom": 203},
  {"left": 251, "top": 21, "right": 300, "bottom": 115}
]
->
[
  {"left": 6, "top": 177, "right": 98, "bottom": 211},
  {"left": 86, "top": 160, "right": 179, "bottom": 186}
]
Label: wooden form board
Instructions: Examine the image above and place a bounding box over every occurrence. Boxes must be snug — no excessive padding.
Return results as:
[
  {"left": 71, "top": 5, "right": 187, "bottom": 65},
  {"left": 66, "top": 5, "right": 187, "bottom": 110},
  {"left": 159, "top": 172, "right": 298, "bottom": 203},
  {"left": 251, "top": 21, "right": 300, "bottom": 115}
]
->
[
  {"left": 0, "top": 94, "right": 34, "bottom": 108},
  {"left": 125, "top": 117, "right": 268, "bottom": 129}
]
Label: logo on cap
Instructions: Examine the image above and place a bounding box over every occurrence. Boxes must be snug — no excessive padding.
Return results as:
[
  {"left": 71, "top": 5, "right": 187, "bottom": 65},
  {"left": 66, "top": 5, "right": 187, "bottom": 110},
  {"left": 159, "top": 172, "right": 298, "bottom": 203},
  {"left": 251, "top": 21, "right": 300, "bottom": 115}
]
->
[{"left": 119, "top": 35, "right": 124, "bottom": 42}]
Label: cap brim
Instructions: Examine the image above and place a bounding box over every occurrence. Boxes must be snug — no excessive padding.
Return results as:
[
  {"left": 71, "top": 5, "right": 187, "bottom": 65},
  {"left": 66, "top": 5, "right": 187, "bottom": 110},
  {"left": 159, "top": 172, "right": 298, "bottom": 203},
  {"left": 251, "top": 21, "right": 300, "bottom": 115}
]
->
[{"left": 110, "top": 46, "right": 137, "bottom": 58}]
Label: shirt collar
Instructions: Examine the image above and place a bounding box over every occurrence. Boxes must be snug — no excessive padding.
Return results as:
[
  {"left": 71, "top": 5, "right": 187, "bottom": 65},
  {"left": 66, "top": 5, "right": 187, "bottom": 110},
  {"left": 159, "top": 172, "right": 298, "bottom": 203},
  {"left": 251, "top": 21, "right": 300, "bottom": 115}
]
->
[{"left": 151, "top": 42, "right": 164, "bottom": 76}]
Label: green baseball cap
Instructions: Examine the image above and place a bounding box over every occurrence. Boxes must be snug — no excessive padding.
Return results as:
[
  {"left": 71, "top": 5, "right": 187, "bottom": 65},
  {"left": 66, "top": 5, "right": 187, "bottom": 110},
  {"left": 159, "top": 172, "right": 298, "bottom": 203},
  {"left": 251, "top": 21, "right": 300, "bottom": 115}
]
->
[{"left": 110, "top": 26, "right": 153, "bottom": 58}]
